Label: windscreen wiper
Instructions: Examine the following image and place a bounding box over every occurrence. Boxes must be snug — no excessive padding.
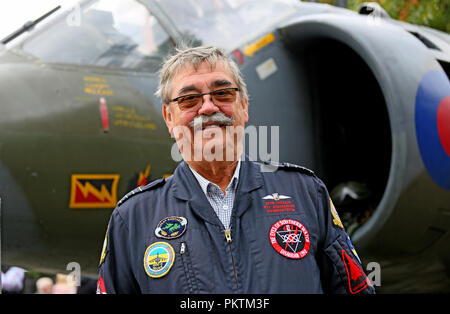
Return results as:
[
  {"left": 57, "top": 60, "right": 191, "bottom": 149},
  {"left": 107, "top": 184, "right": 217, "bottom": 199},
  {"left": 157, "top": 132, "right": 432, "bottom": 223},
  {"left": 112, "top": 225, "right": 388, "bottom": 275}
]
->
[{"left": 1, "top": 5, "right": 61, "bottom": 44}]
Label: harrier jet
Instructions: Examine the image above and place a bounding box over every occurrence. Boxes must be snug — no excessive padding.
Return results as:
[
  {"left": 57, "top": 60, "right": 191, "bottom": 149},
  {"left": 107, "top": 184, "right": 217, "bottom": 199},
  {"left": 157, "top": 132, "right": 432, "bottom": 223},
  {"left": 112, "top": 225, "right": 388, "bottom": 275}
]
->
[{"left": 1, "top": 0, "right": 449, "bottom": 292}]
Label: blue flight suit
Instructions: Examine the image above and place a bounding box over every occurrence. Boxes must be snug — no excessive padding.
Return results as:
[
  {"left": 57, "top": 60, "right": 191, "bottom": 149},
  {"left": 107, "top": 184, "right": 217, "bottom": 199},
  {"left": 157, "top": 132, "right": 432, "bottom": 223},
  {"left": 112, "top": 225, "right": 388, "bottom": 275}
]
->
[{"left": 97, "top": 159, "right": 375, "bottom": 294}]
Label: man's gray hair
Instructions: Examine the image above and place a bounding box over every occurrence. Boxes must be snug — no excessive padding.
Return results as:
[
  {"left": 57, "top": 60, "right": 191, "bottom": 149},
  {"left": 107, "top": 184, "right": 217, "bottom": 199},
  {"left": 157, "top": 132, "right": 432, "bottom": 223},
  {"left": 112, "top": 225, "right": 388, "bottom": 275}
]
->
[{"left": 155, "top": 45, "right": 248, "bottom": 106}]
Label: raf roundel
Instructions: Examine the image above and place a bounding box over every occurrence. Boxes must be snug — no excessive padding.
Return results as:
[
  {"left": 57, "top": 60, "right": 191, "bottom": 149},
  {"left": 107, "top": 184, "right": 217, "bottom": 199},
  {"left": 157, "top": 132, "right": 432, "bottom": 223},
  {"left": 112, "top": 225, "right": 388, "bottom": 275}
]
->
[
  {"left": 269, "top": 219, "right": 310, "bottom": 259},
  {"left": 143, "top": 242, "right": 175, "bottom": 278},
  {"left": 415, "top": 70, "right": 450, "bottom": 190}
]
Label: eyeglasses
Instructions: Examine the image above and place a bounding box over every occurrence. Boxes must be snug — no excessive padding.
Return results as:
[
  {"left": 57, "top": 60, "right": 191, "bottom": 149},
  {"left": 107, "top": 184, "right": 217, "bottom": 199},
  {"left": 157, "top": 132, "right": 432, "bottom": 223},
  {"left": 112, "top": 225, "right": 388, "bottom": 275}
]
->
[{"left": 170, "top": 87, "right": 240, "bottom": 111}]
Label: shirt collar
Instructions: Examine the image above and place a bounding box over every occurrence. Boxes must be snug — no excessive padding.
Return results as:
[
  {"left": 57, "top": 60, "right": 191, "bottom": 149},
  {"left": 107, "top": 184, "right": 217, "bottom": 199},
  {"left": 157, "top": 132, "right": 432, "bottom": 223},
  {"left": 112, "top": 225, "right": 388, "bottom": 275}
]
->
[{"left": 189, "top": 159, "right": 241, "bottom": 196}]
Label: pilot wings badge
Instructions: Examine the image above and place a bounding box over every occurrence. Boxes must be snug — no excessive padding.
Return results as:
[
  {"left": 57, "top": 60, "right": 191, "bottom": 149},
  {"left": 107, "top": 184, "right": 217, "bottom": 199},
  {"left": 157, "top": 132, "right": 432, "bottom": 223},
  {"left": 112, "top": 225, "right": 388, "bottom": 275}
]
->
[{"left": 262, "top": 193, "right": 291, "bottom": 201}]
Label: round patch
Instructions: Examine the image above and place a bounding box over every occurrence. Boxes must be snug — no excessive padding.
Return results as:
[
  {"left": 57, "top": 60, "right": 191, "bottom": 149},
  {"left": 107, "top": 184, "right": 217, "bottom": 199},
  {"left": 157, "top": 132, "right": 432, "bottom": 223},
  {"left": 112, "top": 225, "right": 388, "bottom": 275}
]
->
[
  {"left": 143, "top": 242, "right": 175, "bottom": 278},
  {"left": 415, "top": 70, "right": 450, "bottom": 190},
  {"left": 155, "top": 216, "right": 188, "bottom": 239},
  {"left": 269, "top": 219, "right": 310, "bottom": 259}
]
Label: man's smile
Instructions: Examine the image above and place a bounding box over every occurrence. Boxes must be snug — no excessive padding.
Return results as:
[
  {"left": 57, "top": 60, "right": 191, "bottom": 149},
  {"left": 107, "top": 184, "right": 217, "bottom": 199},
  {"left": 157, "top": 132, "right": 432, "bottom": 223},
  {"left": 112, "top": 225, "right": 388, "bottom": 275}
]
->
[
  {"left": 189, "top": 112, "right": 235, "bottom": 132},
  {"left": 199, "top": 122, "right": 226, "bottom": 130}
]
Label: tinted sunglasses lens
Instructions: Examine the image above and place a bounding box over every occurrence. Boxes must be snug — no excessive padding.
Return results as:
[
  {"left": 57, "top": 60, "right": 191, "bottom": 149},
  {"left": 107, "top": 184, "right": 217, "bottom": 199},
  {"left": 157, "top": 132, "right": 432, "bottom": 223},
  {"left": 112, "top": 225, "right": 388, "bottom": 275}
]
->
[
  {"left": 178, "top": 95, "right": 201, "bottom": 109},
  {"left": 212, "top": 88, "right": 237, "bottom": 103}
]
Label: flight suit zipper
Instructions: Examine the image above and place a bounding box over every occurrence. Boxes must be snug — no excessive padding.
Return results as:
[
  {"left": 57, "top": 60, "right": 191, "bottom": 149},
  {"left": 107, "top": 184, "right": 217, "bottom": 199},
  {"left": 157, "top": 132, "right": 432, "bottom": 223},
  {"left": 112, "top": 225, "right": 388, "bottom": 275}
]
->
[
  {"left": 224, "top": 229, "right": 239, "bottom": 284},
  {"left": 180, "top": 242, "right": 198, "bottom": 293}
]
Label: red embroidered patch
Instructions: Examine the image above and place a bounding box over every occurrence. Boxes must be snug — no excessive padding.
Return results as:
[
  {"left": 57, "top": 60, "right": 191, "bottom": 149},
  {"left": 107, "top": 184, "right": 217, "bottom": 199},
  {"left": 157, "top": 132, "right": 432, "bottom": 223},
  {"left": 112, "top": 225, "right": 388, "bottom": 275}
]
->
[
  {"left": 269, "top": 219, "right": 310, "bottom": 259},
  {"left": 341, "top": 250, "right": 370, "bottom": 294},
  {"left": 96, "top": 276, "right": 107, "bottom": 294}
]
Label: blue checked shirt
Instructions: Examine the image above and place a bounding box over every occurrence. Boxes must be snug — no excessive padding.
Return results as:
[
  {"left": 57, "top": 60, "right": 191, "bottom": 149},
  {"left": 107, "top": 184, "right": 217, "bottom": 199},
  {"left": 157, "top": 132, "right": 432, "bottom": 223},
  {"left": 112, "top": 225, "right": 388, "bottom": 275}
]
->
[{"left": 188, "top": 160, "right": 241, "bottom": 230}]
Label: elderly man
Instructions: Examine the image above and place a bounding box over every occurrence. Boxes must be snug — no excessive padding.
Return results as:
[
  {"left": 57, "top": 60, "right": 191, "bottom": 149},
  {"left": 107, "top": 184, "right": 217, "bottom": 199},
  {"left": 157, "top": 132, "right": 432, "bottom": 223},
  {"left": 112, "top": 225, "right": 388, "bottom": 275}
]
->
[{"left": 97, "top": 46, "right": 375, "bottom": 294}]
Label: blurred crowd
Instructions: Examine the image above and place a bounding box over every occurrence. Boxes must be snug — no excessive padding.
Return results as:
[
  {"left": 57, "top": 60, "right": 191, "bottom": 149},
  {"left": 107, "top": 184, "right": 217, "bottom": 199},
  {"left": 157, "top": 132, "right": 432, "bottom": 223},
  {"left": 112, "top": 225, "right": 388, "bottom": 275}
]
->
[{"left": 1, "top": 265, "right": 97, "bottom": 294}]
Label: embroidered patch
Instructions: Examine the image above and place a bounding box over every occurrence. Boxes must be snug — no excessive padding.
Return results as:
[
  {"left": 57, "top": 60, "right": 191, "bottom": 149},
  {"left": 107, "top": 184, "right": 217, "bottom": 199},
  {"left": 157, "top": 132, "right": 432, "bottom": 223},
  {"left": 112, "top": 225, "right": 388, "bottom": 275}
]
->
[
  {"left": 346, "top": 234, "right": 361, "bottom": 264},
  {"left": 330, "top": 198, "right": 344, "bottom": 229},
  {"left": 99, "top": 229, "right": 108, "bottom": 266},
  {"left": 143, "top": 242, "right": 175, "bottom": 278},
  {"left": 96, "top": 276, "right": 107, "bottom": 294},
  {"left": 262, "top": 193, "right": 291, "bottom": 200},
  {"left": 341, "top": 249, "right": 370, "bottom": 294},
  {"left": 155, "top": 216, "right": 188, "bottom": 239},
  {"left": 269, "top": 219, "right": 310, "bottom": 259},
  {"left": 263, "top": 193, "right": 296, "bottom": 213}
]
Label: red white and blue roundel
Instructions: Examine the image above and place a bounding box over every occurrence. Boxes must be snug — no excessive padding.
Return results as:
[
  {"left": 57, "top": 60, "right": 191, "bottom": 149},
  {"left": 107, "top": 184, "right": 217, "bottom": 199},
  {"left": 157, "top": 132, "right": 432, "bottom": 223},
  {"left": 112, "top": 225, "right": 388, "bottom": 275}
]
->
[{"left": 415, "top": 70, "right": 450, "bottom": 190}]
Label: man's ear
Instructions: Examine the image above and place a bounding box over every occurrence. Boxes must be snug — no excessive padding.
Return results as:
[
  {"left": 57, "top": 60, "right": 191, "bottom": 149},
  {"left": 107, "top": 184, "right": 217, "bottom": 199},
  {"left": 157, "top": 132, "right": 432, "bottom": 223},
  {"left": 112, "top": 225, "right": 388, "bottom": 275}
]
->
[
  {"left": 242, "top": 97, "right": 249, "bottom": 123},
  {"left": 162, "top": 104, "right": 173, "bottom": 134}
]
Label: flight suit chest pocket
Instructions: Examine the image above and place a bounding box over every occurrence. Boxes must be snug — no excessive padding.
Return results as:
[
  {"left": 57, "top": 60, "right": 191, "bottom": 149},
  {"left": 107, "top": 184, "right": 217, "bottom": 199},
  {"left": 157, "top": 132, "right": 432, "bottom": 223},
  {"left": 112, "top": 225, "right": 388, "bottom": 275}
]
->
[
  {"left": 241, "top": 213, "right": 322, "bottom": 293},
  {"left": 141, "top": 228, "right": 214, "bottom": 293},
  {"left": 179, "top": 241, "right": 199, "bottom": 293}
]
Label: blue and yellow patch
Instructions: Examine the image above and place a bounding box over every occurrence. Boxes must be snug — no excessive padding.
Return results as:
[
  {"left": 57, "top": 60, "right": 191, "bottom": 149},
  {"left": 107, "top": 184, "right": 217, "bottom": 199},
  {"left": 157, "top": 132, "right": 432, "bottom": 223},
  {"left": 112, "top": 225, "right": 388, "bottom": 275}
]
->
[{"left": 143, "top": 242, "right": 175, "bottom": 278}]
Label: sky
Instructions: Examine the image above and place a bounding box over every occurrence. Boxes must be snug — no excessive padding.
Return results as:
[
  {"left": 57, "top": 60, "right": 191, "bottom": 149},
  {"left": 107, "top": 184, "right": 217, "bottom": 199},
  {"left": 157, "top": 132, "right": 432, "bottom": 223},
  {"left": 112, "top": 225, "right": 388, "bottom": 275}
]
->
[{"left": 0, "top": 0, "right": 79, "bottom": 41}]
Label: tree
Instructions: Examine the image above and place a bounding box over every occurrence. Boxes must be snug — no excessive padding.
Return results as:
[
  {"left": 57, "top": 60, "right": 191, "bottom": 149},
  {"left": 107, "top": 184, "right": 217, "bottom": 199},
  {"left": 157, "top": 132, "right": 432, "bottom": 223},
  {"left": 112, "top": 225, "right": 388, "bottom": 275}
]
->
[
  {"left": 302, "top": 0, "right": 449, "bottom": 33},
  {"left": 347, "top": 0, "right": 450, "bottom": 33}
]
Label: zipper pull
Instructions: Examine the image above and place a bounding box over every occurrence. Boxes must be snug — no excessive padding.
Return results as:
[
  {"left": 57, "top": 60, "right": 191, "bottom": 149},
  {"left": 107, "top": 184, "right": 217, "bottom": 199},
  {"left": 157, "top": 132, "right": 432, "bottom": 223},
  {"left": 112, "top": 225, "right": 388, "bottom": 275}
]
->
[
  {"left": 180, "top": 242, "right": 186, "bottom": 254},
  {"left": 224, "top": 229, "right": 232, "bottom": 243}
]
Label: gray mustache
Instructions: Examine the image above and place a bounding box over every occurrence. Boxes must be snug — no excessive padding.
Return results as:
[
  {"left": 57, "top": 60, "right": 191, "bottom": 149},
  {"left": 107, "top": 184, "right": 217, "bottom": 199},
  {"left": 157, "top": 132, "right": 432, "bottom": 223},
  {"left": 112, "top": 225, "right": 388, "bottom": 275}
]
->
[{"left": 189, "top": 112, "right": 235, "bottom": 129}]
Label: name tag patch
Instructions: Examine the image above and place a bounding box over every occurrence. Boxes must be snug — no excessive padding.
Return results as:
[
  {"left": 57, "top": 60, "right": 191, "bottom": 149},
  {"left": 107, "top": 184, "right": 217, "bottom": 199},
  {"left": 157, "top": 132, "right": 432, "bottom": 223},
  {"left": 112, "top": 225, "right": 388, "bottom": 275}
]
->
[{"left": 263, "top": 193, "right": 296, "bottom": 213}]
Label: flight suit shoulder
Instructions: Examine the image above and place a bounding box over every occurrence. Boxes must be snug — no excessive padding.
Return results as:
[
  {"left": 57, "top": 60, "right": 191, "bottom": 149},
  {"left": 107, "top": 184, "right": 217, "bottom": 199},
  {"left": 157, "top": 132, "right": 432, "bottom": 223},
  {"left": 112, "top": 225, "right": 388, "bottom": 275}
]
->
[
  {"left": 117, "top": 177, "right": 166, "bottom": 207},
  {"left": 261, "top": 160, "right": 316, "bottom": 177}
]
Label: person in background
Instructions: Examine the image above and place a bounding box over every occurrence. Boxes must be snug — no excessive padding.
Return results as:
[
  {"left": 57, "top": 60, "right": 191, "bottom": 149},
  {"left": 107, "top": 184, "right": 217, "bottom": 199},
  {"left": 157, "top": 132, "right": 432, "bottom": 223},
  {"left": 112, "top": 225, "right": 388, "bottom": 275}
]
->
[
  {"left": 35, "top": 277, "right": 53, "bottom": 294},
  {"left": 1, "top": 266, "right": 25, "bottom": 294},
  {"left": 52, "top": 274, "right": 77, "bottom": 294}
]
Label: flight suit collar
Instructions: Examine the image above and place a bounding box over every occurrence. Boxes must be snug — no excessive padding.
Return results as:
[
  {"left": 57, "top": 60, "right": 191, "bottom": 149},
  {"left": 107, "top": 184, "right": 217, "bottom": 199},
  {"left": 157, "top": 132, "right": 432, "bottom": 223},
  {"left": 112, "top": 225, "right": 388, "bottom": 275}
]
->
[{"left": 172, "top": 157, "right": 264, "bottom": 226}]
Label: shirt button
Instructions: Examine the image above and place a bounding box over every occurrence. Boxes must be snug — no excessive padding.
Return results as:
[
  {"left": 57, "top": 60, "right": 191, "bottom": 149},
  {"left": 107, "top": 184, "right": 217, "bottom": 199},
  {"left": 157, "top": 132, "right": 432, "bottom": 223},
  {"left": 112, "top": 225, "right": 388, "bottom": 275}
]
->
[{"left": 223, "top": 204, "right": 229, "bottom": 210}]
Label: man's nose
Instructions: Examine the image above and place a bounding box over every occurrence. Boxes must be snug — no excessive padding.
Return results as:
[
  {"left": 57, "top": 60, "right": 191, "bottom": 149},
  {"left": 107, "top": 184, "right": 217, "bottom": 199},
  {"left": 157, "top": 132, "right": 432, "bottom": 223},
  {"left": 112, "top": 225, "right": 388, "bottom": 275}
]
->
[{"left": 197, "top": 94, "right": 220, "bottom": 115}]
